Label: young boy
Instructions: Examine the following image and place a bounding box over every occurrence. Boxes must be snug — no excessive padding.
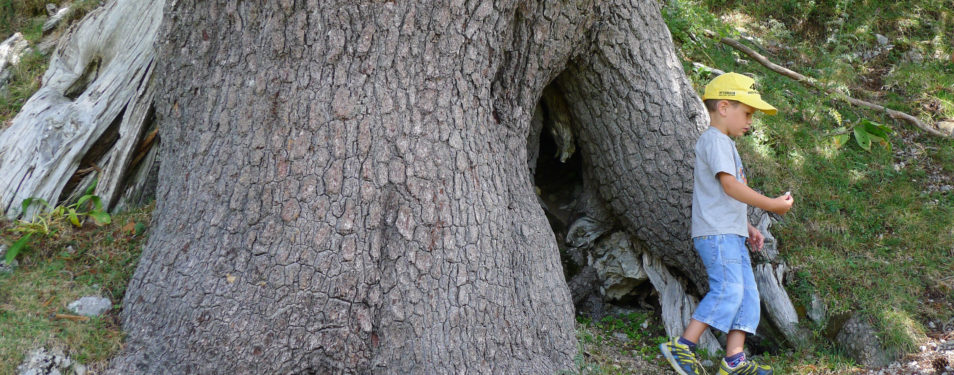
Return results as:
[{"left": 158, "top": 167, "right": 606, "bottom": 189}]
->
[{"left": 659, "top": 72, "right": 794, "bottom": 375}]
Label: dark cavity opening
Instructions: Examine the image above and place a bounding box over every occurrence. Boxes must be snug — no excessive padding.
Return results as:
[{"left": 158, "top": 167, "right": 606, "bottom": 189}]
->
[{"left": 530, "top": 82, "right": 662, "bottom": 321}]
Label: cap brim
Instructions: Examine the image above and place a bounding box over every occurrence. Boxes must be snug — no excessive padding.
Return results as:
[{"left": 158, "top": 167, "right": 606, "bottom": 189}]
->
[{"left": 739, "top": 97, "right": 778, "bottom": 115}]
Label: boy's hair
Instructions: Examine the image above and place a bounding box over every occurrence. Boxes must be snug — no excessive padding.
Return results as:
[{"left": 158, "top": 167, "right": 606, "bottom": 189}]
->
[{"left": 703, "top": 99, "right": 740, "bottom": 113}]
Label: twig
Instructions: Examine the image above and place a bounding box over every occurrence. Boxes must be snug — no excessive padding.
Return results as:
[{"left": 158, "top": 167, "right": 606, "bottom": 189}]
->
[
  {"left": 52, "top": 313, "right": 90, "bottom": 322},
  {"left": 704, "top": 30, "right": 950, "bottom": 138}
]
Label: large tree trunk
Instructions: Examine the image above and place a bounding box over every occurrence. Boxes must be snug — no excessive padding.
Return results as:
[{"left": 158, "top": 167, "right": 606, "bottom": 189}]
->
[{"left": 111, "top": 1, "right": 714, "bottom": 373}]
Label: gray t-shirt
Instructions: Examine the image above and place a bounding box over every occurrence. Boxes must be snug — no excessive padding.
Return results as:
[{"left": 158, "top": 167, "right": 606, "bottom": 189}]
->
[{"left": 691, "top": 126, "right": 748, "bottom": 238}]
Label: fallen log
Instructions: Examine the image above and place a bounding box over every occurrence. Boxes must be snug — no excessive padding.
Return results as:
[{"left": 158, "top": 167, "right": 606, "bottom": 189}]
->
[{"left": 0, "top": 0, "right": 164, "bottom": 219}]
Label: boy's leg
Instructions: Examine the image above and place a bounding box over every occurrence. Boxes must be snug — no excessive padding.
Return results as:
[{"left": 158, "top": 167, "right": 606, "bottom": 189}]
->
[
  {"left": 682, "top": 319, "right": 710, "bottom": 344},
  {"left": 719, "top": 247, "right": 773, "bottom": 374},
  {"left": 725, "top": 329, "right": 746, "bottom": 357}
]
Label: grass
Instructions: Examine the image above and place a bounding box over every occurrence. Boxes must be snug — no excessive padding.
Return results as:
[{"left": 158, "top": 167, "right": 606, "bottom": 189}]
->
[
  {"left": 0, "top": 205, "right": 151, "bottom": 374},
  {"left": 571, "top": 312, "right": 673, "bottom": 374}
]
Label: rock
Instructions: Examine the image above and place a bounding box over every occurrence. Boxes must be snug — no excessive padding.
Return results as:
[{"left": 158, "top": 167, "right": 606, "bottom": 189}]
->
[
  {"left": 903, "top": 50, "right": 924, "bottom": 64},
  {"left": 42, "top": 6, "right": 72, "bottom": 35},
  {"left": 16, "top": 347, "right": 84, "bottom": 375},
  {"left": 876, "top": 34, "right": 889, "bottom": 46},
  {"left": 0, "top": 32, "right": 30, "bottom": 90},
  {"left": 938, "top": 120, "right": 954, "bottom": 136},
  {"left": 807, "top": 293, "right": 827, "bottom": 323},
  {"left": 589, "top": 232, "right": 647, "bottom": 300},
  {"left": 835, "top": 314, "right": 894, "bottom": 368},
  {"left": 67, "top": 296, "right": 111, "bottom": 317}
]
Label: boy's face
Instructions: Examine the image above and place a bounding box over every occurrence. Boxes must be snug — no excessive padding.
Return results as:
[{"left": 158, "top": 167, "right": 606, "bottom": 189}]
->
[{"left": 720, "top": 101, "right": 756, "bottom": 137}]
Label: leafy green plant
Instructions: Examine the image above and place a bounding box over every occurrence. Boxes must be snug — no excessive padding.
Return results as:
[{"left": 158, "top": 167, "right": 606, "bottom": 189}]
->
[
  {"left": 4, "top": 183, "right": 111, "bottom": 265},
  {"left": 830, "top": 116, "right": 893, "bottom": 152}
]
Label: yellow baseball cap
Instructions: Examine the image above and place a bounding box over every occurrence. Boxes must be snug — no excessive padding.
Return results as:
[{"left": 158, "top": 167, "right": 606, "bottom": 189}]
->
[{"left": 702, "top": 72, "right": 778, "bottom": 115}]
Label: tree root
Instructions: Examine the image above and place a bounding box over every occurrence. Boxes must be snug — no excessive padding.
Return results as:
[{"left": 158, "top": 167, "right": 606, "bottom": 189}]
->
[{"left": 705, "top": 30, "right": 951, "bottom": 138}]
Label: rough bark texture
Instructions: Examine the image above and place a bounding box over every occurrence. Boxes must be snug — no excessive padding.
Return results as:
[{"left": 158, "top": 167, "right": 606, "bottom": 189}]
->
[
  {"left": 554, "top": 1, "right": 709, "bottom": 290},
  {"left": 0, "top": 0, "right": 162, "bottom": 218},
  {"left": 111, "top": 1, "right": 721, "bottom": 373}
]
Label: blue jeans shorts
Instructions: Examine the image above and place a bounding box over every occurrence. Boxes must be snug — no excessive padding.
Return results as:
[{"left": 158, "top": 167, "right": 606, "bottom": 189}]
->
[{"left": 691, "top": 234, "right": 760, "bottom": 334}]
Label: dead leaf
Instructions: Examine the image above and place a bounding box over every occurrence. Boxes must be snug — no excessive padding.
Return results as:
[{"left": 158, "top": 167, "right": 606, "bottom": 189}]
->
[{"left": 122, "top": 221, "right": 137, "bottom": 233}]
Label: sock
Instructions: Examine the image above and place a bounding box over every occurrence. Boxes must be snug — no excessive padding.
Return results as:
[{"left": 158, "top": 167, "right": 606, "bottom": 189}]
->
[
  {"left": 677, "top": 337, "right": 697, "bottom": 351},
  {"left": 725, "top": 352, "right": 745, "bottom": 368}
]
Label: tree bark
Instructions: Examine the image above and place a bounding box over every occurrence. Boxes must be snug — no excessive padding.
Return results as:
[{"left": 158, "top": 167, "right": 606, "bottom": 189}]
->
[
  {"left": 112, "top": 1, "right": 717, "bottom": 373},
  {"left": 554, "top": 0, "right": 709, "bottom": 290}
]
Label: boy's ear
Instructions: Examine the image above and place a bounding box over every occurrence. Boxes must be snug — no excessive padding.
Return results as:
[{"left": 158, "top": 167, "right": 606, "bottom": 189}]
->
[{"left": 716, "top": 99, "right": 729, "bottom": 116}]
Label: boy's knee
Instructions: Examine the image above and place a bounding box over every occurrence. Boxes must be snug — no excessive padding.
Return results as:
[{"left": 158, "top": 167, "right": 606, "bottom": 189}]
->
[{"left": 714, "top": 282, "right": 746, "bottom": 309}]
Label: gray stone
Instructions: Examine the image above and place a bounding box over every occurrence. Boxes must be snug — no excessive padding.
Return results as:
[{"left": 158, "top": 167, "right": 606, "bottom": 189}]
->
[
  {"left": 0, "top": 33, "right": 29, "bottom": 90},
  {"left": 835, "top": 314, "right": 894, "bottom": 368},
  {"left": 16, "top": 347, "right": 83, "bottom": 375},
  {"left": 903, "top": 50, "right": 924, "bottom": 64},
  {"left": 938, "top": 121, "right": 954, "bottom": 136},
  {"left": 807, "top": 293, "right": 827, "bottom": 323},
  {"left": 67, "top": 296, "right": 111, "bottom": 317},
  {"left": 876, "top": 34, "right": 889, "bottom": 45},
  {"left": 0, "top": 33, "right": 28, "bottom": 69}
]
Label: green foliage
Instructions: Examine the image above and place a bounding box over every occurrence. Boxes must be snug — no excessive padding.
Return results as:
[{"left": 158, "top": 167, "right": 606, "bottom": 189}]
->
[
  {"left": 0, "top": 205, "right": 151, "bottom": 373},
  {"left": 5, "top": 183, "right": 112, "bottom": 265},
  {"left": 0, "top": 0, "right": 48, "bottom": 39},
  {"left": 572, "top": 312, "right": 671, "bottom": 373},
  {"left": 830, "top": 118, "right": 893, "bottom": 152}
]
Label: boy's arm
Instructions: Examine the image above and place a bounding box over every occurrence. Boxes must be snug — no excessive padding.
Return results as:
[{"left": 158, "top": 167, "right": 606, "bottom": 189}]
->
[{"left": 717, "top": 172, "right": 794, "bottom": 215}]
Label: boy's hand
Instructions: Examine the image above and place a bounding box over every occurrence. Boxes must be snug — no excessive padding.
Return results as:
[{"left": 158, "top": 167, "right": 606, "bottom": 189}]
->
[
  {"left": 747, "top": 224, "right": 764, "bottom": 252},
  {"left": 769, "top": 192, "right": 794, "bottom": 215}
]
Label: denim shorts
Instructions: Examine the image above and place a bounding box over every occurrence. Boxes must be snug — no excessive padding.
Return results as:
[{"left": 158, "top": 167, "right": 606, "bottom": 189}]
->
[{"left": 691, "top": 234, "right": 760, "bottom": 334}]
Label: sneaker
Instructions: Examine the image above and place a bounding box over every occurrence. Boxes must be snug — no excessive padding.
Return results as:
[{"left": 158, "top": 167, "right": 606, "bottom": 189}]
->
[
  {"left": 717, "top": 358, "right": 773, "bottom": 375},
  {"left": 659, "top": 338, "right": 705, "bottom": 375}
]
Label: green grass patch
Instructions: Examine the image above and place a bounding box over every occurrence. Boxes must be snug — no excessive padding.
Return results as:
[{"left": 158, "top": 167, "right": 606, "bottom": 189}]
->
[
  {"left": 571, "top": 312, "right": 670, "bottom": 374},
  {"left": 0, "top": 205, "right": 151, "bottom": 373}
]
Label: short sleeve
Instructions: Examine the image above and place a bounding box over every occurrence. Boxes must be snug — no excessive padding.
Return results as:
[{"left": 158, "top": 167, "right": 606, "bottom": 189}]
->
[{"left": 700, "top": 136, "right": 737, "bottom": 179}]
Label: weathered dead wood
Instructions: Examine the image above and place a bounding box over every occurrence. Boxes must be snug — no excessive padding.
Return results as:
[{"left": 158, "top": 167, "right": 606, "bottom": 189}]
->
[
  {"left": 754, "top": 263, "right": 804, "bottom": 344},
  {"left": 0, "top": 0, "right": 163, "bottom": 219},
  {"left": 642, "top": 252, "right": 721, "bottom": 355},
  {"left": 706, "top": 30, "right": 950, "bottom": 137}
]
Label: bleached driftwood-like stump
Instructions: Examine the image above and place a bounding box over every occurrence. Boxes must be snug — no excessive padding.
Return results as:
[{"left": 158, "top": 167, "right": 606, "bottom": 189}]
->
[
  {"left": 751, "top": 211, "right": 805, "bottom": 344},
  {"left": 643, "top": 252, "right": 722, "bottom": 355},
  {"left": 0, "top": 0, "right": 163, "bottom": 219}
]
